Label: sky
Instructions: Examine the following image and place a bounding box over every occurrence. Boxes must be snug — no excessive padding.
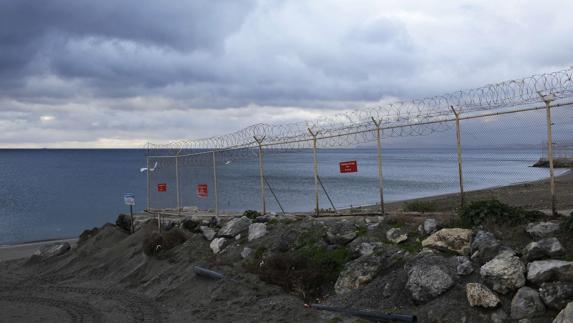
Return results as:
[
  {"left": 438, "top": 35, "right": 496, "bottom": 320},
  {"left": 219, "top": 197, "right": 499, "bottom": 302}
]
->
[{"left": 0, "top": 0, "right": 572, "bottom": 148}]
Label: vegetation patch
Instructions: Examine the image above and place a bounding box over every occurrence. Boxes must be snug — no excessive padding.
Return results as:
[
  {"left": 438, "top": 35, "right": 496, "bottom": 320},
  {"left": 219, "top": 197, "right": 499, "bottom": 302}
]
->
[
  {"left": 404, "top": 200, "right": 438, "bottom": 213},
  {"left": 248, "top": 229, "right": 350, "bottom": 301},
  {"left": 459, "top": 199, "right": 543, "bottom": 227},
  {"left": 242, "top": 210, "right": 261, "bottom": 219},
  {"left": 143, "top": 229, "right": 188, "bottom": 257}
]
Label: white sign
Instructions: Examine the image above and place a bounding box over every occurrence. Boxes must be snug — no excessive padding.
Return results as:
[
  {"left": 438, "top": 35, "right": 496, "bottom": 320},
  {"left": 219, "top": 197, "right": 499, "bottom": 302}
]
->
[{"left": 124, "top": 193, "right": 136, "bottom": 206}]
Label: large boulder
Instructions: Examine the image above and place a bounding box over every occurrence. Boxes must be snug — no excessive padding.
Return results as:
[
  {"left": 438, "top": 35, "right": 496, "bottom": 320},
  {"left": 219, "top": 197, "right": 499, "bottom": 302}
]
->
[
  {"left": 218, "top": 216, "right": 251, "bottom": 238},
  {"left": 422, "top": 228, "right": 473, "bottom": 256},
  {"left": 526, "top": 221, "right": 561, "bottom": 239},
  {"left": 522, "top": 237, "right": 565, "bottom": 262},
  {"left": 527, "top": 260, "right": 573, "bottom": 285},
  {"left": 386, "top": 228, "right": 407, "bottom": 244},
  {"left": 210, "top": 237, "right": 229, "bottom": 254},
  {"left": 480, "top": 256, "right": 526, "bottom": 294},
  {"left": 334, "top": 256, "right": 383, "bottom": 295},
  {"left": 539, "top": 282, "right": 573, "bottom": 310},
  {"left": 200, "top": 226, "right": 216, "bottom": 241},
  {"left": 553, "top": 302, "right": 573, "bottom": 323},
  {"left": 423, "top": 218, "right": 438, "bottom": 235},
  {"left": 466, "top": 283, "right": 500, "bottom": 308},
  {"left": 326, "top": 221, "right": 358, "bottom": 245},
  {"left": 406, "top": 253, "right": 457, "bottom": 304},
  {"left": 470, "top": 230, "right": 501, "bottom": 263},
  {"left": 511, "top": 286, "right": 546, "bottom": 320},
  {"left": 248, "top": 223, "right": 268, "bottom": 241},
  {"left": 348, "top": 238, "right": 383, "bottom": 258},
  {"left": 32, "top": 242, "right": 71, "bottom": 260}
]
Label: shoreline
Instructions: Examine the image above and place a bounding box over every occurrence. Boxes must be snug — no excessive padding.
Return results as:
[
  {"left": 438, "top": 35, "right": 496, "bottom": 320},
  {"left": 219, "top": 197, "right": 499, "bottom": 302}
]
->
[{"left": 0, "top": 238, "right": 78, "bottom": 262}]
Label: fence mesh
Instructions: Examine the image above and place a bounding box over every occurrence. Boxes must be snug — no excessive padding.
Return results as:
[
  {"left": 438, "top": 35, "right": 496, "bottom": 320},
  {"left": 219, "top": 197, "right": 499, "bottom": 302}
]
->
[{"left": 145, "top": 68, "right": 573, "bottom": 216}]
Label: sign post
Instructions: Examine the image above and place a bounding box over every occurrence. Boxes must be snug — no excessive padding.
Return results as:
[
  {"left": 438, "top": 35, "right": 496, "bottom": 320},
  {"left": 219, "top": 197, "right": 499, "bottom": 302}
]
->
[{"left": 124, "top": 193, "right": 136, "bottom": 234}]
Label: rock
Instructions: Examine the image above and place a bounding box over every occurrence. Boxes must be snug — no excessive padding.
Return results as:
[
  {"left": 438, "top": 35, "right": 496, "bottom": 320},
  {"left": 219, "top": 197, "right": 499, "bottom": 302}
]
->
[
  {"left": 254, "top": 214, "right": 276, "bottom": 223},
  {"left": 326, "top": 221, "right": 358, "bottom": 245},
  {"left": 553, "top": 302, "right": 573, "bottom": 323},
  {"left": 407, "top": 264, "right": 454, "bottom": 303},
  {"left": 466, "top": 283, "right": 501, "bottom": 308},
  {"left": 210, "top": 237, "right": 228, "bottom": 254},
  {"left": 539, "top": 282, "right": 573, "bottom": 310},
  {"left": 115, "top": 214, "right": 133, "bottom": 232},
  {"left": 421, "top": 228, "right": 473, "bottom": 256},
  {"left": 386, "top": 228, "right": 407, "bottom": 244},
  {"left": 234, "top": 234, "right": 241, "bottom": 240},
  {"left": 526, "top": 221, "right": 561, "bottom": 239},
  {"left": 470, "top": 230, "right": 501, "bottom": 263},
  {"left": 423, "top": 218, "right": 438, "bottom": 234},
  {"left": 480, "top": 256, "right": 526, "bottom": 294},
  {"left": 348, "top": 239, "right": 382, "bottom": 258},
  {"left": 495, "top": 248, "right": 517, "bottom": 259},
  {"left": 456, "top": 256, "right": 474, "bottom": 275},
  {"left": 528, "top": 260, "right": 573, "bottom": 285},
  {"left": 248, "top": 223, "right": 268, "bottom": 241},
  {"left": 241, "top": 247, "right": 253, "bottom": 259},
  {"left": 218, "top": 216, "right": 251, "bottom": 238},
  {"left": 199, "top": 226, "right": 216, "bottom": 241},
  {"left": 511, "top": 286, "right": 546, "bottom": 320},
  {"left": 334, "top": 256, "right": 383, "bottom": 295},
  {"left": 367, "top": 223, "right": 379, "bottom": 230},
  {"left": 522, "top": 237, "right": 565, "bottom": 262},
  {"left": 32, "top": 242, "right": 71, "bottom": 260}
]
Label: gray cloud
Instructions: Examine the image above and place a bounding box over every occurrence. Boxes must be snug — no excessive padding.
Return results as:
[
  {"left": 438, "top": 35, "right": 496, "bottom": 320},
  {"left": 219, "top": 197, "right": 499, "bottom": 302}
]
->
[{"left": 0, "top": 0, "right": 572, "bottom": 147}]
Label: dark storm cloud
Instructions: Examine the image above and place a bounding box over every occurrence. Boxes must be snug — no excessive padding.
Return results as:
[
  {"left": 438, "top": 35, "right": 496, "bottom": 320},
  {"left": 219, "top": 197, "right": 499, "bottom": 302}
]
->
[{"left": 0, "top": 0, "right": 572, "bottom": 147}]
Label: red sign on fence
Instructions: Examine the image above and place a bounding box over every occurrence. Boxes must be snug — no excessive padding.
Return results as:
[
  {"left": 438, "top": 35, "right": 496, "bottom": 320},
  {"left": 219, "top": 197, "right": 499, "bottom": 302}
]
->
[
  {"left": 196, "top": 184, "right": 208, "bottom": 198},
  {"left": 339, "top": 160, "right": 358, "bottom": 173},
  {"left": 157, "top": 183, "right": 167, "bottom": 192}
]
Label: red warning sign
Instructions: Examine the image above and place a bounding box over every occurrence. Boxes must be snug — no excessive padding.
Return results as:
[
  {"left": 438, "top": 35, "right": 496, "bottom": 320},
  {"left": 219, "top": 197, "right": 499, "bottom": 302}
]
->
[
  {"left": 196, "top": 184, "right": 208, "bottom": 198},
  {"left": 157, "top": 183, "right": 167, "bottom": 192},
  {"left": 339, "top": 160, "right": 358, "bottom": 173}
]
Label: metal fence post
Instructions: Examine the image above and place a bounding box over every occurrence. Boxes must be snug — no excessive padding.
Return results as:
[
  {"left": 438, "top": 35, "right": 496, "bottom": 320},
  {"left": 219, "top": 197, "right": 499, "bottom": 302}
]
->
[
  {"left": 254, "top": 136, "right": 266, "bottom": 215},
  {"left": 371, "top": 117, "right": 385, "bottom": 215},
  {"left": 175, "top": 155, "right": 181, "bottom": 213},
  {"left": 146, "top": 157, "right": 151, "bottom": 212},
  {"left": 212, "top": 151, "right": 219, "bottom": 216},
  {"left": 540, "top": 93, "right": 557, "bottom": 215},
  {"left": 308, "top": 128, "right": 320, "bottom": 217},
  {"left": 450, "top": 106, "right": 465, "bottom": 208}
]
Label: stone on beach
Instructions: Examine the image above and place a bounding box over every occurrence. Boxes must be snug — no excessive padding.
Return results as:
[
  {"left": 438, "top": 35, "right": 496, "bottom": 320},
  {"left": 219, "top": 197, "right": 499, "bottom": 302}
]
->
[
  {"left": 407, "top": 264, "right": 454, "bottom": 303},
  {"left": 421, "top": 228, "right": 473, "bottom": 256},
  {"left": 218, "top": 216, "right": 251, "bottom": 238},
  {"left": 527, "top": 260, "right": 573, "bottom": 285},
  {"left": 32, "top": 242, "right": 71, "bottom": 260},
  {"left": 248, "top": 223, "right": 268, "bottom": 241},
  {"left": 200, "top": 226, "right": 216, "bottom": 241},
  {"left": 466, "top": 283, "right": 500, "bottom": 308},
  {"left": 553, "top": 302, "right": 573, "bottom": 323},
  {"left": 470, "top": 230, "right": 501, "bottom": 263},
  {"left": 386, "top": 228, "right": 407, "bottom": 244},
  {"left": 210, "top": 238, "right": 228, "bottom": 254},
  {"left": 456, "top": 256, "right": 474, "bottom": 276},
  {"left": 334, "top": 256, "right": 383, "bottom": 295},
  {"left": 539, "top": 281, "right": 573, "bottom": 310},
  {"left": 326, "top": 221, "right": 358, "bottom": 245},
  {"left": 480, "top": 255, "right": 525, "bottom": 294},
  {"left": 526, "top": 221, "right": 561, "bottom": 239},
  {"left": 511, "top": 286, "right": 545, "bottom": 320},
  {"left": 522, "top": 237, "right": 565, "bottom": 261}
]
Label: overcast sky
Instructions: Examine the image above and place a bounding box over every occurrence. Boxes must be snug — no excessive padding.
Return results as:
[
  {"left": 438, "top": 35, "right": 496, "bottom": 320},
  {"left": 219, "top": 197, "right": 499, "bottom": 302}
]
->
[{"left": 0, "top": 0, "right": 572, "bottom": 148}]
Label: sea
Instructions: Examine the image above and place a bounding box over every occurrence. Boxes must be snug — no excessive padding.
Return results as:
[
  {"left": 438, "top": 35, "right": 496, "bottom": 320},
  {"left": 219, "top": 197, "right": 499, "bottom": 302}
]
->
[{"left": 0, "top": 148, "right": 561, "bottom": 245}]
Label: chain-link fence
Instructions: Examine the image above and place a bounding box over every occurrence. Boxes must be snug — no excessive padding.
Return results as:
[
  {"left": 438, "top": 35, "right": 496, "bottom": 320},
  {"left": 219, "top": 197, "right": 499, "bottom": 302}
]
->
[{"left": 145, "top": 68, "right": 573, "bottom": 216}]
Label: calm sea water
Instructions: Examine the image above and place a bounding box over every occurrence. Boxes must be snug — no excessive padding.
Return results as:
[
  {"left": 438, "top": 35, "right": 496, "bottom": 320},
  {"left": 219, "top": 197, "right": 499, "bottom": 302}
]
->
[{"left": 0, "top": 148, "right": 558, "bottom": 245}]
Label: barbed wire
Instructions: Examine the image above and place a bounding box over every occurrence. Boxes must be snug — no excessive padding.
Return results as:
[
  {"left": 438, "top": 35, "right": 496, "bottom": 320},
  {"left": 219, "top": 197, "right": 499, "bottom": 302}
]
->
[{"left": 146, "top": 67, "right": 573, "bottom": 156}]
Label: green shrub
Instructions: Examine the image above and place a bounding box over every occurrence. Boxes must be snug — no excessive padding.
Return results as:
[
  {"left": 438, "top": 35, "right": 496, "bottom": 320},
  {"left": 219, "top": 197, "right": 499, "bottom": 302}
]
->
[
  {"left": 404, "top": 200, "right": 437, "bottom": 213},
  {"left": 253, "top": 242, "right": 350, "bottom": 301},
  {"left": 243, "top": 210, "right": 261, "bottom": 219},
  {"left": 459, "top": 199, "right": 541, "bottom": 227},
  {"left": 142, "top": 229, "right": 187, "bottom": 257}
]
